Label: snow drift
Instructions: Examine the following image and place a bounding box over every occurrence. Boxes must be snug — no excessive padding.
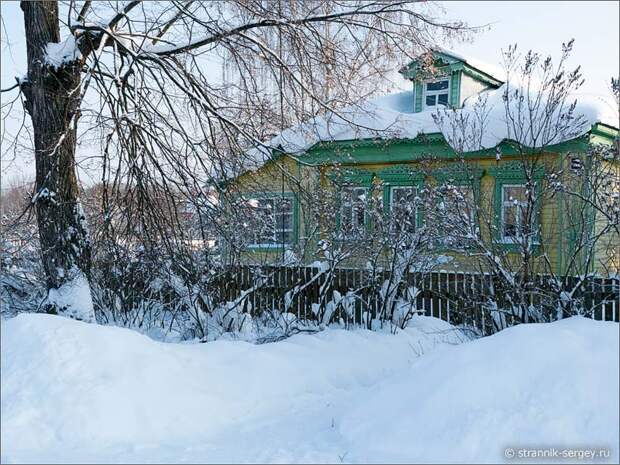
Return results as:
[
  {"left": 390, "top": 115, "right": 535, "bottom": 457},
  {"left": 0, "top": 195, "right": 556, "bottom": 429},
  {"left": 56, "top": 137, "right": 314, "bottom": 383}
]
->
[{"left": 1, "top": 314, "right": 618, "bottom": 463}]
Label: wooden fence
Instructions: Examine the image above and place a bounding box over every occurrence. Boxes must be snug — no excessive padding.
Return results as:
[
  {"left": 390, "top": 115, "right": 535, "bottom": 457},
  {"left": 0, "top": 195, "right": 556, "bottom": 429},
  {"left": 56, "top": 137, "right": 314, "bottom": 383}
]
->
[{"left": 211, "top": 265, "right": 619, "bottom": 334}]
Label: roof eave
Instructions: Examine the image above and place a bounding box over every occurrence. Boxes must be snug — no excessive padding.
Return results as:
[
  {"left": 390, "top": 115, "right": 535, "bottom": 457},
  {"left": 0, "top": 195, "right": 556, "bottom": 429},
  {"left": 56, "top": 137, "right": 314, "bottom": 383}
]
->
[{"left": 399, "top": 60, "right": 503, "bottom": 88}]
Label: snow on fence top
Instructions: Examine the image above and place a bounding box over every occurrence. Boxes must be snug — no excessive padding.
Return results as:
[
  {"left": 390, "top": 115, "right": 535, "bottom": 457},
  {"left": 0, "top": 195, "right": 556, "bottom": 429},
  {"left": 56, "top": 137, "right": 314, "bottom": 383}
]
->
[{"left": 242, "top": 76, "right": 618, "bottom": 173}]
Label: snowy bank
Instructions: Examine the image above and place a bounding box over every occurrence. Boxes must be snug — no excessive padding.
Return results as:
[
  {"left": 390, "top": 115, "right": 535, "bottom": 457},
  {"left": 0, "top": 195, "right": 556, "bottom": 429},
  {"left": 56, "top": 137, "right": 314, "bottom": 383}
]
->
[{"left": 1, "top": 314, "right": 618, "bottom": 463}]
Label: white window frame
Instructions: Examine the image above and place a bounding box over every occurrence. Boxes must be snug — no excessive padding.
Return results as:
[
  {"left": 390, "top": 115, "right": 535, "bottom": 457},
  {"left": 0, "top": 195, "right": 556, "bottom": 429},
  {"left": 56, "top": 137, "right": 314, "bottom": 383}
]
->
[
  {"left": 390, "top": 186, "right": 418, "bottom": 235},
  {"left": 501, "top": 184, "right": 528, "bottom": 243},
  {"left": 423, "top": 77, "right": 451, "bottom": 110},
  {"left": 246, "top": 196, "right": 294, "bottom": 248},
  {"left": 436, "top": 184, "right": 477, "bottom": 249},
  {"left": 339, "top": 186, "right": 368, "bottom": 241}
]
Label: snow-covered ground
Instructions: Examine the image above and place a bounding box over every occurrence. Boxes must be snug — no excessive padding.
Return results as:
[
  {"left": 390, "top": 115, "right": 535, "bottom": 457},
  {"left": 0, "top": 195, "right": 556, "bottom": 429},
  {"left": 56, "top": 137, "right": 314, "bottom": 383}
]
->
[{"left": 1, "top": 314, "right": 618, "bottom": 464}]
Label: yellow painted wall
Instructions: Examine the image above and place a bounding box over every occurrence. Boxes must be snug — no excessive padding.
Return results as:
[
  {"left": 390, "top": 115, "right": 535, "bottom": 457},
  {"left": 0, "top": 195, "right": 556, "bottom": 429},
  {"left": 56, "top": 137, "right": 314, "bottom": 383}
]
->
[{"left": 228, "top": 150, "right": 618, "bottom": 274}]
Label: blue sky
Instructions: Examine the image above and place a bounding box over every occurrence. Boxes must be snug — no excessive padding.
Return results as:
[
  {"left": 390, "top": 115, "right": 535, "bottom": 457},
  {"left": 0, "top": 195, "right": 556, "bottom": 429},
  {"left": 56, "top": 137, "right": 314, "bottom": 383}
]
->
[
  {"left": 436, "top": 1, "right": 619, "bottom": 97},
  {"left": 1, "top": 1, "right": 619, "bottom": 183}
]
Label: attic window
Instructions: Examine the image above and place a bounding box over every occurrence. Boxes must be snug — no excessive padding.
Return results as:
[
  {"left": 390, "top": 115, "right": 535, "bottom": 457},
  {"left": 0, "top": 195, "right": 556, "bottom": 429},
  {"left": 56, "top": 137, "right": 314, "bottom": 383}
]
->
[{"left": 424, "top": 78, "right": 450, "bottom": 108}]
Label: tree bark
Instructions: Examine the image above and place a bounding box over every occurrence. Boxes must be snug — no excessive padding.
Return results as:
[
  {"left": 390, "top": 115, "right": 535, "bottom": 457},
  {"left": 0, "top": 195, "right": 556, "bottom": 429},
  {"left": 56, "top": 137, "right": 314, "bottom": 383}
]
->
[{"left": 21, "top": 1, "right": 93, "bottom": 319}]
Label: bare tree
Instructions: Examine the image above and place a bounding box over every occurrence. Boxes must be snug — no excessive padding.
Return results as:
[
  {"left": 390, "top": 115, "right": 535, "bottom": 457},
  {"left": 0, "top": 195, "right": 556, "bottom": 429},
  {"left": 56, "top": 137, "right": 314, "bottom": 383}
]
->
[
  {"left": 429, "top": 42, "right": 619, "bottom": 327},
  {"left": 3, "top": 0, "right": 473, "bottom": 320},
  {"left": 0, "top": 180, "right": 45, "bottom": 318},
  {"left": 18, "top": 1, "right": 93, "bottom": 319}
]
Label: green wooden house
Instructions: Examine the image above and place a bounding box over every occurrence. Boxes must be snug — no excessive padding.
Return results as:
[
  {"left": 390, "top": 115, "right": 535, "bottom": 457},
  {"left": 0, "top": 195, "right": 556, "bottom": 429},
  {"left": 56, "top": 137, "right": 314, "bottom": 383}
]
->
[{"left": 226, "top": 50, "right": 619, "bottom": 275}]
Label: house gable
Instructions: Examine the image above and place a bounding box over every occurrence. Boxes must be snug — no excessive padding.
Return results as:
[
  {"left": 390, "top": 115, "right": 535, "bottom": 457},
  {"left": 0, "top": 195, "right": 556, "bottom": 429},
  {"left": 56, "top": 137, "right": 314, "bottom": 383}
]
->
[{"left": 399, "top": 50, "right": 504, "bottom": 113}]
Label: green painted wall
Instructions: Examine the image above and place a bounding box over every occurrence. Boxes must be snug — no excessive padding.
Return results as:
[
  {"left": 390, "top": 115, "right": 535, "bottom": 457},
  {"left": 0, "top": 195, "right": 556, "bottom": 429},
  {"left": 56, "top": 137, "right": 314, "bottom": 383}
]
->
[{"left": 414, "top": 81, "right": 423, "bottom": 113}]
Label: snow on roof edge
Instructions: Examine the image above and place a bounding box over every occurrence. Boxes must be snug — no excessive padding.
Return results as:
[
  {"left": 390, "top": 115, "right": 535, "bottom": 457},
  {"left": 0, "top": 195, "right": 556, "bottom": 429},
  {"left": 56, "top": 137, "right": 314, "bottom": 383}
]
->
[
  {"left": 432, "top": 48, "right": 506, "bottom": 83},
  {"left": 233, "top": 84, "right": 618, "bottom": 179}
]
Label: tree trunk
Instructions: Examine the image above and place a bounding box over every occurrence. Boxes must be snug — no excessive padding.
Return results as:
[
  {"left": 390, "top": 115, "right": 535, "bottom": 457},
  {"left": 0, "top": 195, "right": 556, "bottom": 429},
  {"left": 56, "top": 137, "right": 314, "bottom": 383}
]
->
[{"left": 21, "top": 1, "right": 95, "bottom": 321}]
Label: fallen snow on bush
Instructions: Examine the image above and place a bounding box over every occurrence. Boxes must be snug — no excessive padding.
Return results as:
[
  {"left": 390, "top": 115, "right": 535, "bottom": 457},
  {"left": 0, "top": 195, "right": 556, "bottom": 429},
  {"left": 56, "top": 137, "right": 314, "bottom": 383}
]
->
[{"left": 1, "top": 314, "right": 618, "bottom": 463}]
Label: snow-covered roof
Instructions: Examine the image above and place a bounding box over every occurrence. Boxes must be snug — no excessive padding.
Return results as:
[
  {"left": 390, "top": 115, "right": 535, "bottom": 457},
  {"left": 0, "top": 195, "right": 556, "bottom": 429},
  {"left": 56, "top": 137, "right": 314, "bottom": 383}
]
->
[
  {"left": 398, "top": 48, "right": 505, "bottom": 87},
  {"left": 241, "top": 82, "right": 618, "bottom": 173},
  {"left": 431, "top": 48, "right": 507, "bottom": 83}
]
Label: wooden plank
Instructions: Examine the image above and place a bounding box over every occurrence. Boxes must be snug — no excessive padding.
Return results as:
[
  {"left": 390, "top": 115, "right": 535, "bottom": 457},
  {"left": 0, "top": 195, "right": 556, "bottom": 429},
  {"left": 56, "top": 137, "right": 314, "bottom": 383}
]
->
[{"left": 210, "top": 266, "right": 620, "bottom": 330}]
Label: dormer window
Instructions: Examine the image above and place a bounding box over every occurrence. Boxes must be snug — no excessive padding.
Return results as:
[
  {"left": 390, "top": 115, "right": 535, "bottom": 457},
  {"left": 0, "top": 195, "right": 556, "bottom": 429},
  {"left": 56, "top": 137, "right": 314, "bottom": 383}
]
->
[
  {"left": 402, "top": 50, "right": 504, "bottom": 113},
  {"left": 424, "top": 78, "right": 450, "bottom": 108}
]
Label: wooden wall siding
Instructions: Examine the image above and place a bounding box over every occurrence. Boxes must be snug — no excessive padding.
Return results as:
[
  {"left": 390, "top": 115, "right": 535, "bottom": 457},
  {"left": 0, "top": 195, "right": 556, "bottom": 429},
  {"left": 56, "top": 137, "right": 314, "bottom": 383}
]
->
[
  {"left": 230, "top": 132, "right": 618, "bottom": 275},
  {"left": 414, "top": 81, "right": 423, "bottom": 112},
  {"left": 211, "top": 266, "right": 619, "bottom": 335},
  {"left": 238, "top": 156, "right": 571, "bottom": 274},
  {"left": 450, "top": 71, "right": 461, "bottom": 107}
]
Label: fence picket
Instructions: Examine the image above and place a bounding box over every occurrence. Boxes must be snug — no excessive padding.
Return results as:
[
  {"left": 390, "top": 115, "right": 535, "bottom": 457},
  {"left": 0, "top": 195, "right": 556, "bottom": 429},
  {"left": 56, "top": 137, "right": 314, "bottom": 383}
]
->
[{"left": 212, "top": 265, "right": 618, "bottom": 333}]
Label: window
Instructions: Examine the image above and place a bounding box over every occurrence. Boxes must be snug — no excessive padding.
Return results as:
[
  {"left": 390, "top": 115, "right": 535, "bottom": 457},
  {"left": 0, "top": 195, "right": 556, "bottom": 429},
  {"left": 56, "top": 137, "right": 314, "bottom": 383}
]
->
[
  {"left": 340, "top": 187, "right": 367, "bottom": 239},
  {"left": 436, "top": 185, "right": 476, "bottom": 248},
  {"left": 501, "top": 185, "right": 528, "bottom": 241},
  {"left": 247, "top": 197, "right": 293, "bottom": 246},
  {"left": 441, "top": 186, "right": 475, "bottom": 222},
  {"left": 390, "top": 186, "right": 418, "bottom": 235},
  {"left": 424, "top": 78, "right": 450, "bottom": 109}
]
